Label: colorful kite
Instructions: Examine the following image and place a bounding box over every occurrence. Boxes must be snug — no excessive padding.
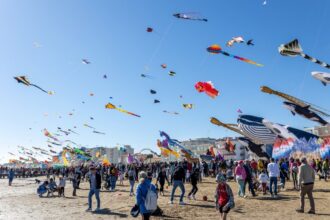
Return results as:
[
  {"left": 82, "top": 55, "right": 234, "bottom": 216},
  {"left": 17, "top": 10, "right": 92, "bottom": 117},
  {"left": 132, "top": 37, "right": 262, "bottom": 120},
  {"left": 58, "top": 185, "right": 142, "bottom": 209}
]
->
[
  {"left": 14, "top": 76, "right": 54, "bottom": 95},
  {"left": 195, "top": 81, "right": 219, "bottom": 99},
  {"left": 226, "top": 36, "right": 245, "bottom": 47},
  {"left": 183, "top": 104, "right": 193, "bottom": 109},
  {"left": 105, "top": 103, "right": 141, "bottom": 117},
  {"left": 207, "top": 44, "right": 263, "bottom": 67},
  {"left": 279, "top": 39, "right": 330, "bottom": 69},
  {"left": 173, "top": 12, "right": 207, "bottom": 22}
]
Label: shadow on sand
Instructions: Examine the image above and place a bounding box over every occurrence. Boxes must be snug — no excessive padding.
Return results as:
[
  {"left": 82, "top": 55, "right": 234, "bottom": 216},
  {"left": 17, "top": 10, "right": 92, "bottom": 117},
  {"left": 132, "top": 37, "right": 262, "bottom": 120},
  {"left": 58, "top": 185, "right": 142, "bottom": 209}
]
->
[{"left": 92, "top": 208, "right": 127, "bottom": 218}]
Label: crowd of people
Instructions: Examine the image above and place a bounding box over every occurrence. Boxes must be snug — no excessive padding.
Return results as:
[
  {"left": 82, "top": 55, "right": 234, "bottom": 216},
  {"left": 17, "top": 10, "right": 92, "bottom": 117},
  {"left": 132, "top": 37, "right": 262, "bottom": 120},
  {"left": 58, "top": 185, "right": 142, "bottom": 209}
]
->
[{"left": 3, "top": 156, "right": 330, "bottom": 219}]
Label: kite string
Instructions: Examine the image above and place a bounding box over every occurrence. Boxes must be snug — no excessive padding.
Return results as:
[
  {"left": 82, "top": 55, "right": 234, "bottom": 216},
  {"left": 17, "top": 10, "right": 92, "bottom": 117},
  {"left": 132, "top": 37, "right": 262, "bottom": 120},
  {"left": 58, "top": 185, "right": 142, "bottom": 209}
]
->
[{"left": 146, "top": 20, "right": 174, "bottom": 67}]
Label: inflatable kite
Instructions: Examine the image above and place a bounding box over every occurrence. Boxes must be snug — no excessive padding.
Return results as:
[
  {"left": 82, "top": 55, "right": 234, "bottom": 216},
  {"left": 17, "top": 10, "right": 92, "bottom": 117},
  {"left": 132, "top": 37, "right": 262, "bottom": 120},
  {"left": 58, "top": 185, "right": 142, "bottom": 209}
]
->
[
  {"left": 173, "top": 12, "right": 207, "bottom": 22},
  {"left": 226, "top": 36, "right": 245, "bottom": 47},
  {"left": 105, "top": 103, "right": 141, "bottom": 117},
  {"left": 311, "top": 71, "right": 330, "bottom": 86},
  {"left": 14, "top": 76, "right": 54, "bottom": 95},
  {"left": 279, "top": 39, "right": 330, "bottom": 69},
  {"left": 207, "top": 44, "right": 263, "bottom": 67},
  {"left": 195, "top": 81, "right": 219, "bottom": 98}
]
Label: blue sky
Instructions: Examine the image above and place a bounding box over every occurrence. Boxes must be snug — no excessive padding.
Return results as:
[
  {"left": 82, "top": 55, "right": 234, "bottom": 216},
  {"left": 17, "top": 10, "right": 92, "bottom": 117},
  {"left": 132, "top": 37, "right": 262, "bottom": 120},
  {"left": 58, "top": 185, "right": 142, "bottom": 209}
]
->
[{"left": 1, "top": 0, "right": 330, "bottom": 163}]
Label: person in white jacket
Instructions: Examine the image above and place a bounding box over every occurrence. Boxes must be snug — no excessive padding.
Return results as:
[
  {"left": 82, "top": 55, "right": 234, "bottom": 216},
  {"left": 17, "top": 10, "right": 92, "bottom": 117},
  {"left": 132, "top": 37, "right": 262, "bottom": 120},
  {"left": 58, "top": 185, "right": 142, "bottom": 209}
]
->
[
  {"left": 267, "top": 158, "right": 280, "bottom": 198},
  {"left": 258, "top": 170, "right": 269, "bottom": 195}
]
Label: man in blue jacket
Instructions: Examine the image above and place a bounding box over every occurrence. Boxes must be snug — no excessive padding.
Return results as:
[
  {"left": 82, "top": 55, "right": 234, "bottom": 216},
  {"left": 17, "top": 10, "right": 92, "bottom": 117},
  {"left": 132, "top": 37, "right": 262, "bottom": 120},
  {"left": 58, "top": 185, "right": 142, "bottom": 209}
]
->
[
  {"left": 86, "top": 166, "right": 102, "bottom": 212},
  {"left": 136, "top": 171, "right": 157, "bottom": 220}
]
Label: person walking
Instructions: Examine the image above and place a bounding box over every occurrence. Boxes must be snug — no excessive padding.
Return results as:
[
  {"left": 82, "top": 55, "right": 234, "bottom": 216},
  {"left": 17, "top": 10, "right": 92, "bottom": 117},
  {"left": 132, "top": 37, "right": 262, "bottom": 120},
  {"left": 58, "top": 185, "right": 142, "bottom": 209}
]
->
[
  {"left": 156, "top": 167, "right": 169, "bottom": 196},
  {"left": 296, "top": 157, "right": 315, "bottom": 215},
  {"left": 128, "top": 166, "right": 137, "bottom": 196},
  {"left": 86, "top": 166, "right": 102, "bottom": 212},
  {"left": 267, "top": 158, "right": 280, "bottom": 198},
  {"left": 243, "top": 160, "right": 256, "bottom": 197},
  {"left": 169, "top": 163, "right": 186, "bottom": 205},
  {"left": 8, "top": 169, "right": 15, "bottom": 186},
  {"left": 188, "top": 168, "right": 199, "bottom": 200},
  {"left": 234, "top": 161, "right": 246, "bottom": 198}
]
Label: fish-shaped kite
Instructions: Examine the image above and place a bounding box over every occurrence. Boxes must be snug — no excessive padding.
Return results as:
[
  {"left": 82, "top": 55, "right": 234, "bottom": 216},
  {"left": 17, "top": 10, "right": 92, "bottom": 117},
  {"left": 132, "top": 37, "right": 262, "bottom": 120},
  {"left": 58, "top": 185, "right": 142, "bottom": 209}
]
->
[
  {"left": 279, "top": 39, "right": 330, "bottom": 69},
  {"left": 173, "top": 12, "right": 207, "bottom": 22},
  {"left": 195, "top": 81, "right": 219, "bottom": 99},
  {"left": 226, "top": 36, "right": 245, "bottom": 47},
  {"left": 14, "top": 76, "right": 54, "bottom": 95},
  {"left": 207, "top": 44, "right": 263, "bottom": 67},
  {"left": 105, "top": 103, "right": 141, "bottom": 117}
]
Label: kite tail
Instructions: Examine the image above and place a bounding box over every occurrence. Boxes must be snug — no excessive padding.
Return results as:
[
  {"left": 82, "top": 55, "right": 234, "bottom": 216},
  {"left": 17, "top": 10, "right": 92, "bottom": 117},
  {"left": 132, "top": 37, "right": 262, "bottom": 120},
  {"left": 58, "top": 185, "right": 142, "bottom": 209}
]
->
[
  {"left": 30, "top": 84, "right": 51, "bottom": 94},
  {"left": 301, "top": 53, "right": 330, "bottom": 69}
]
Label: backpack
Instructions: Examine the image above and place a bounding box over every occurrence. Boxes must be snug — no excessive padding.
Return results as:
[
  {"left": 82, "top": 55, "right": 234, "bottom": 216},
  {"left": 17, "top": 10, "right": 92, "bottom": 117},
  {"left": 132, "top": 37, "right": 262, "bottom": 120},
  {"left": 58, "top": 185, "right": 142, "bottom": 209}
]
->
[{"left": 145, "top": 185, "right": 158, "bottom": 212}]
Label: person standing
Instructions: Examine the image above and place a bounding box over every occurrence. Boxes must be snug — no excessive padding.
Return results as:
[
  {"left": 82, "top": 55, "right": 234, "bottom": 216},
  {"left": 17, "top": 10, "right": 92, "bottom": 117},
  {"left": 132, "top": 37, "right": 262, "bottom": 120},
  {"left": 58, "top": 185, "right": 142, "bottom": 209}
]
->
[
  {"left": 267, "top": 158, "right": 280, "bottom": 198},
  {"left": 128, "top": 166, "right": 137, "bottom": 196},
  {"left": 8, "top": 169, "right": 15, "bottom": 186},
  {"left": 169, "top": 163, "right": 186, "bottom": 205},
  {"left": 296, "top": 157, "right": 315, "bottom": 214},
  {"left": 322, "top": 159, "right": 329, "bottom": 181},
  {"left": 234, "top": 161, "right": 246, "bottom": 198},
  {"left": 86, "top": 166, "right": 102, "bottom": 212},
  {"left": 243, "top": 160, "right": 256, "bottom": 197}
]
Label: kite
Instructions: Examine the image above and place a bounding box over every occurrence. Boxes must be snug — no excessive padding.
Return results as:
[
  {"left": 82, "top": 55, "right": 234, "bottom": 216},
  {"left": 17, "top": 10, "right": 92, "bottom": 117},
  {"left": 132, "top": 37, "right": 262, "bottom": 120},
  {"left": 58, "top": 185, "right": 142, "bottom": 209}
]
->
[
  {"left": 84, "top": 124, "right": 95, "bottom": 129},
  {"left": 169, "top": 71, "right": 176, "bottom": 76},
  {"left": 195, "top": 81, "right": 219, "bottom": 98},
  {"left": 247, "top": 39, "right": 254, "bottom": 46},
  {"left": 311, "top": 71, "right": 330, "bottom": 86},
  {"left": 226, "top": 36, "right": 245, "bottom": 47},
  {"left": 224, "top": 138, "right": 236, "bottom": 152},
  {"left": 157, "top": 139, "right": 180, "bottom": 158},
  {"left": 154, "top": 99, "right": 160, "bottom": 104},
  {"left": 260, "top": 86, "right": 330, "bottom": 117},
  {"left": 173, "top": 13, "right": 208, "bottom": 22},
  {"left": 163, "top": 110, "right": 179, "bottom": 115},
  {"left": 141, "top": 74, "right": 153, "bottom": 79},
  {"left": 93, "top": 130, "right": 105, "bottom": 135},
  {"left": 68, "top": 129, "right": 79, "bottom": 135},
  {"left": 47, "top": 141, "right": 61, "bottom": 146},
  {"left": 14, "top": 76, "right": 54, "bottom": 95},
  {"left": 89, "top": 93, "right": 94, "bottom": 96},
  {"left": 44, "top": 129, "right": 59, "bottom": 142},
  {"left": 90, "top": 117, "right": 94, "bottom": 120},
  {"left": 82, "top": 59, "right": 90, "bottom": 64},
  {"left": 47, "top": 145, "right": 53, "bottom": 148},
  {"left": 161, "top": 64, "right": 167, "bottom": 69},
  {"left": 237, "top": 109, "right": 243, "bottom": 114},
  {"left": 207, "top": 44, "right": 263, "bottom": 66},
  {"left": 105, "top": 103, "right": 141, "bottom": 117},
  {"left": 50, "top": 150, "right": 57, "bottom": 154},
  {"left": 150, "top": 89, "right": 157, "bottom": 94},
  {"left": 283, "top": 101, "right": 329, "bottom": 126},
  {"left": 279, "top": 39, "right": 330, "bottom": 69},
  {"left": 183, "top": 104, "right": 193, "bottom": 109},
  {"left": 103, "top": 74, "right": 107, "bottom": 79},
  {"left": 146, "top": 27, "right": 153, "bottom": 32}
]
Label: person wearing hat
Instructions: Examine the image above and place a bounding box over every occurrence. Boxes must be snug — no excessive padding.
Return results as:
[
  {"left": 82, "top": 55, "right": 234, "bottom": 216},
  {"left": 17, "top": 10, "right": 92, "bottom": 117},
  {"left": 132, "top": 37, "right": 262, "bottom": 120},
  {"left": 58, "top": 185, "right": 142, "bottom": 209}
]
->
[
  {"left": 86, "top": 166, "right": 102, "bottom": 212},
  {"left": 136, "top": 171, "right": 157, "bottom": 220},
  {"left": 296, "top": 157, "right": 315, "bottom": 214},
  {"left": 215, "top": 174, "right": 235, "bottom": 220}
]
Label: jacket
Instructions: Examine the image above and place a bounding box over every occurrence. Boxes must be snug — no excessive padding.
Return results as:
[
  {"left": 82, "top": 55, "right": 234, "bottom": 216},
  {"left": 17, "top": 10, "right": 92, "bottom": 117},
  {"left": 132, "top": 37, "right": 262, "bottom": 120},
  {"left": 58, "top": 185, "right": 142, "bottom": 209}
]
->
[
  {"left": 89, "top": 172, "right": 102, "bottom": 189},
  {"left": 298, "top": 163, "right": 315, "bottom": 185},
  {"left": 215, "top": 183, "right": 235, "bottom": 209},
  {"left": 136, "top": 179, "right": 157, "bottom": 214},
  {"left": 172, "top": 166, "right": 185, "bottom": 181},
  {"left": 235, "top": 165, "right": 246, "bottom": 180}
]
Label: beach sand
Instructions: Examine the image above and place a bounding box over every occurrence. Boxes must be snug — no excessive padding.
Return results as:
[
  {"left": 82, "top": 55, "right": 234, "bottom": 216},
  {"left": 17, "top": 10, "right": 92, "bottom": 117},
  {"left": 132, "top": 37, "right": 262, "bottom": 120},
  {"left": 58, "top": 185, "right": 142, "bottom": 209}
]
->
[{"left": 1, "top": 177, "right": 330, "bottom": 220}]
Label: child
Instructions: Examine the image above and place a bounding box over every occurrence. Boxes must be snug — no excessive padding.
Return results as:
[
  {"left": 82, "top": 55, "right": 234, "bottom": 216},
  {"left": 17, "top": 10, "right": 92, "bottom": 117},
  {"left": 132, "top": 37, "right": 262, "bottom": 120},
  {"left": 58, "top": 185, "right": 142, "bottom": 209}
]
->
[
  {"left": 119, "top": 171, "right": 124, "bottom": 185},
  {"left": 47, "top": 178, "right": 57, "bottom": 197},
  {"left": 58, "top": 176, "right": 66, "bottom": 197},
  {"left": 71, "top": 174, "right": 78, "bottom": 196},
  {"left": 188, "top": 168, "right": 199, "bottom": 200},
  {"left": 215, "top": 174, "right": 235, "bottom": 220},
  {"left": 37, "top": 181, "right": 49, "bottom": 197},
  {"left": 258, "top": 170, "right": 269, "bottom": 195}
]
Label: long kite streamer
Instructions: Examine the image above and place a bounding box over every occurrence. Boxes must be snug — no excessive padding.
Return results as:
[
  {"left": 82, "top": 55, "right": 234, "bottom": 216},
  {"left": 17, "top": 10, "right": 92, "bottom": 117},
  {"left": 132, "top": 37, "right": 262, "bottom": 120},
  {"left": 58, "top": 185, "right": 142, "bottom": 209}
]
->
[
  {"left": 14, "top": 76, "right": 54, "bottom": 95},
  {"left": 105, "top": 103, "right": 141, "bottom": 118},
  {"left": 279, "top": 39, "right": 330, "bottom": 69},
  {"left": 207, "top": 44, "right": 263, "bottom": 67}
]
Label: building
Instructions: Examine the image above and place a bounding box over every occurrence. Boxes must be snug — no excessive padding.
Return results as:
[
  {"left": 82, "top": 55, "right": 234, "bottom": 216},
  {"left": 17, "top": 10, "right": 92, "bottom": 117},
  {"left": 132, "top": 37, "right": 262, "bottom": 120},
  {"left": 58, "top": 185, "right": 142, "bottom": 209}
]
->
[
  {"left": 305, "top": 125, "right": 330, "bottom": 138},
  {"left": 89, "top": 145, "right": 134, "bottom": 164},
  {"left": 181, "top": 138, "right": 218, "bottom": 156}
]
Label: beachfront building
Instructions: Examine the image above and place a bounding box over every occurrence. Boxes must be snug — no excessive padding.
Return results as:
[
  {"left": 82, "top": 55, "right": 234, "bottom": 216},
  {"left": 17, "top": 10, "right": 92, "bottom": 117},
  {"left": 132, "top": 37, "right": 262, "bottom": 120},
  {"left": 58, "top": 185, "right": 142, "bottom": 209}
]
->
[
  {"left": 305, "top": 125, "right": 330, "bottom": 138},
  {"left": 89, "top": 145, "right": 134, "bottom": 164},
  {"left": 181, "top": 138, "right": 218, "bottom": 155}
]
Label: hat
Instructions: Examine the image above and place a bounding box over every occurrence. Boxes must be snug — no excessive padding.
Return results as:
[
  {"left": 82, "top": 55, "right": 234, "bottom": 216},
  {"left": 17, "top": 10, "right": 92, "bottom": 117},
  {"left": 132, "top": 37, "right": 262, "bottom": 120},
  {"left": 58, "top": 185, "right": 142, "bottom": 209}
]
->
[
  {"left": 216, "top": 174, "right": 226, "bottom": 183},
  {"left": 130, "top": 204, "right": 140, "bottom": 217},
  {"left": 139, "top": 171, "right": 147, "bottom": 180}
]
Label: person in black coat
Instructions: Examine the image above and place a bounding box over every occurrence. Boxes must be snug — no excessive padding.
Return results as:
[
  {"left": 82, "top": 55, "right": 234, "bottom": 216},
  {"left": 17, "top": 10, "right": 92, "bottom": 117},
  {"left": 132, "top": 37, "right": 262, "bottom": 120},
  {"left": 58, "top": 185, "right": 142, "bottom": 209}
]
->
[
  {"left": 156, "top": 167, "right": 169, "bottom": 196},
  {"left": 188, "top": 168, "right": 199, "bottom": 200},
  {"left": 86, "top": 167, "right": 102, "bottom": 212}
]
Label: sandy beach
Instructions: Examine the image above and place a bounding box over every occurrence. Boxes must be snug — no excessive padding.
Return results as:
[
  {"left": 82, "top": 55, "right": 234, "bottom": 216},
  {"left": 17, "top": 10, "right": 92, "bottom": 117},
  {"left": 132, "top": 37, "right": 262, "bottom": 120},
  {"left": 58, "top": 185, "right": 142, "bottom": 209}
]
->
[{"left": 1, "top": 177, "right": 330, "bottom": 220}]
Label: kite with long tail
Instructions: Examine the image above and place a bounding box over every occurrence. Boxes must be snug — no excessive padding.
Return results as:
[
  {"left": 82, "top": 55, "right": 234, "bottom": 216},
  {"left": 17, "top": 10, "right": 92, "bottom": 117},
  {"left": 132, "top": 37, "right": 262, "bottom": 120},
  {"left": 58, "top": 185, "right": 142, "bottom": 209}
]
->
[
  {"left": 207, "top": 44, "right": 263, "bottom": 67},
  {"left": 105, "top": 103, "right": 141, "bottom": 118},
  {"left": 279, "top": 39, "right": 330, "bottom": 69},
  {"left": 14, "top": 76, "right": 54, "bottom": 95}
]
